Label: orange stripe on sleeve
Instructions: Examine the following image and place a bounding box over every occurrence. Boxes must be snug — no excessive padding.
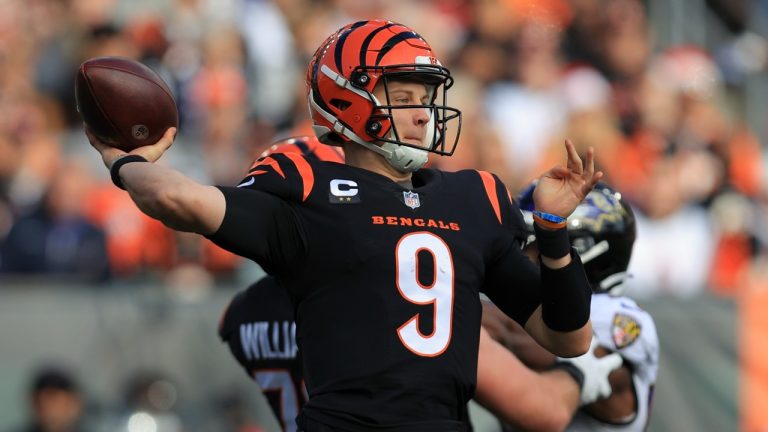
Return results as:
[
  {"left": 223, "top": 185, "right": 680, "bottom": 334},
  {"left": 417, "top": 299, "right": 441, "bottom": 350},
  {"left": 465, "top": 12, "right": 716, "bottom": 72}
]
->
[
  {"left": 283, "top": 153, "right": 315, "bottom": 202},
  {"left": 248, "top": 156, "right": 285, "bottom": 178},
  {"left": 477, "top": 170, "right": 501, "bottom": 224}
]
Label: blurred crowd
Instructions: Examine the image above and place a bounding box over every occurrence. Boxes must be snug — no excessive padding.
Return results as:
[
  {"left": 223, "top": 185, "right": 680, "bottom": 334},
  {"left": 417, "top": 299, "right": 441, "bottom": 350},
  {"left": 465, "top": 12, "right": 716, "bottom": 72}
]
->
[
  {"left": 1, "top": 0, "right": 768, "bottom": 299},
  {"left": 10, "top": 364, "right": 265, "bottom": 432}
]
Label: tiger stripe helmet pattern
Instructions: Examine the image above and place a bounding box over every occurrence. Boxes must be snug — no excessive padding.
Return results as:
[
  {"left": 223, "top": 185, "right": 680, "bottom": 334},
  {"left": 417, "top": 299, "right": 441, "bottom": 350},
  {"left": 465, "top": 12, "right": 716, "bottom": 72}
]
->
[{"left": 307, "top": 20, "right": 462, "bottom": 172}]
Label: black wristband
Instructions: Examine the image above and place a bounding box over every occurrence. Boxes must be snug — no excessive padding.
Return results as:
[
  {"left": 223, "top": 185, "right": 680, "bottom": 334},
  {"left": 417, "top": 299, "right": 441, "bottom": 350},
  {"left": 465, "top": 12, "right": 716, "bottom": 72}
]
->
[
  {"left": 110, "top": 155, "right": 148, "bottom": 190},
  {"left": 549, "top": 361, "right": 584, "bottom": 390},
  {"left": 541, "top": 251, "right": 592, "bottom": 331},
  {"left": 533, "top": 223, "right": 571, "bottom": 258}
]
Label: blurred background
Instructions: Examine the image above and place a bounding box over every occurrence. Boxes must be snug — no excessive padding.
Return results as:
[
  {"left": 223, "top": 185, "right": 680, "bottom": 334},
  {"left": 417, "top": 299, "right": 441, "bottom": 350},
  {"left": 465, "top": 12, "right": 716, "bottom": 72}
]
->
[{"left": 0, "top": 0, "right": 767, "bottom": 430}]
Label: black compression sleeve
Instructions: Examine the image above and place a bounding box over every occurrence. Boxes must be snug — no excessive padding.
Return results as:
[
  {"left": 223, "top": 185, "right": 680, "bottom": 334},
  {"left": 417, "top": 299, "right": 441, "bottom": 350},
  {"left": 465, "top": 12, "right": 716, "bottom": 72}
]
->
[
  {"left": 533, "top": 223, "right": 571, "bottom": 258},
  {"left": 540, "top": 250, "right": 592, "bottom": 332}
]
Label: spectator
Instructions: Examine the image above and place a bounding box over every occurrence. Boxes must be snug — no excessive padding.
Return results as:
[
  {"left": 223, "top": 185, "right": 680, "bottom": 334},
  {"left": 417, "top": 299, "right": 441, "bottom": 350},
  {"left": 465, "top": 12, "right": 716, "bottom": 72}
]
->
[
  {"left": 14, "top": 365, "right": 91, "bottom": 432},
  {"left": 0, "top": 159, "right": 110, "bottom": 282}
]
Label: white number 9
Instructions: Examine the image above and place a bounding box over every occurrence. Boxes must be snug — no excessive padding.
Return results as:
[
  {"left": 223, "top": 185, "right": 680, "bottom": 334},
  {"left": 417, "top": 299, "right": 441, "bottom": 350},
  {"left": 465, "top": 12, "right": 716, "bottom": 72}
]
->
[{"left": 395, "top": 232, "right": 455, "bottom": 357}]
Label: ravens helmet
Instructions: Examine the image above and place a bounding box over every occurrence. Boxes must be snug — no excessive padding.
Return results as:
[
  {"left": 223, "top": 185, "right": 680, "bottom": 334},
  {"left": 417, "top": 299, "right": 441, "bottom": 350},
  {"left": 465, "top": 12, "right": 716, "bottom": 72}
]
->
[{"left": 517, "top": 182, "right": 636, "bottom": 294}]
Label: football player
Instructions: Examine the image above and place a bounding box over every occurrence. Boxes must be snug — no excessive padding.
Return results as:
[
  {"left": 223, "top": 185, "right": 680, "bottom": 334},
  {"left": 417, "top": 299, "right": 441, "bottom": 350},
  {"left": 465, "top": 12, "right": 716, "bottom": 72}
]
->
[
  {"left": 483, "top": 182, "right": 660, "bottom": 431},
  {"left": 87, "top": 19, "right": 603, "bottom": 431},
  {"left": 218, "top": 137, "right": 623, "bottom": 432}
]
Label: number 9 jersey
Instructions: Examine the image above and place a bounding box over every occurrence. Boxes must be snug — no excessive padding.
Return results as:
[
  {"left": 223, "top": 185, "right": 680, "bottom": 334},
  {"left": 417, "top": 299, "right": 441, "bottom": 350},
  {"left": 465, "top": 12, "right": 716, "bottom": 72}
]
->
[{"left": 207, "top": 154, "right": 543, "bottom": 431}]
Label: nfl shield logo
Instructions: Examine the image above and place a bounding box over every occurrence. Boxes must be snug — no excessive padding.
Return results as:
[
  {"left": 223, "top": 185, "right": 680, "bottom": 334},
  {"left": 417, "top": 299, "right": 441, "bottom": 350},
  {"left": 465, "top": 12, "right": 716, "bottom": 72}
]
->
[{"left": 403, "top": 191, "right": 420, "bottom": 209}]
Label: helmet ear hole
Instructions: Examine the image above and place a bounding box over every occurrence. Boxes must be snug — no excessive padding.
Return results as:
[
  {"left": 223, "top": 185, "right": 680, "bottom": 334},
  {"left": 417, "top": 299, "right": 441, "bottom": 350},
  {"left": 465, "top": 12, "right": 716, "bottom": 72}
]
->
[{"left": 330, "top": 99, "right": 351, "bottom": 111}]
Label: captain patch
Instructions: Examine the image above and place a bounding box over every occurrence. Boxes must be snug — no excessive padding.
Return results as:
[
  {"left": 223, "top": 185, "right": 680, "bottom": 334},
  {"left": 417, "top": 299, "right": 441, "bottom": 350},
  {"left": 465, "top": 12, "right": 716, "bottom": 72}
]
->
[{"left": 612, "top": 313, "right": 641, "bottom": 349}]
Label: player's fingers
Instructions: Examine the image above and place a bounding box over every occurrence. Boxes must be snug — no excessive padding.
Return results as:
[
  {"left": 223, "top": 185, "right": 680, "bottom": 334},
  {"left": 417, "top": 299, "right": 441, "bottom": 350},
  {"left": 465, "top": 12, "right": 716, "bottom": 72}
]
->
[
  {"left": 583, "top": 147, "right": 595, "bottom": 178},
  {"left": 543, "top": 164, "right": 569, "bottom": 179},
  {"left": 565, "top": 139, "right": 582, "bottom": 174},
  {"left": 132, "top": 127, "right": 176, "bottom": 161},
  {"left": 582, "top": 171, "right": 605, "bottom": 196},
  {"left": 84, "top": 126, "right": 108, "bottom": 151},
  {"left": 85, "top": 126, "right": 130, "bottom": 168},
  {"left": 156, "top": 127, "right": 177, "bottom": 151}
]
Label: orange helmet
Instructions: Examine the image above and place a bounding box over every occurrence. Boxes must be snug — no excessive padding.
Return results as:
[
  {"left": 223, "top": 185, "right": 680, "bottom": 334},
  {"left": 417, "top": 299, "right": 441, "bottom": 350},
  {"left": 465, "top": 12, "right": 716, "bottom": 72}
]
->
[
  {"left": 259, "top": 135, "right": 345, "bottom": 163},
  {"left": 306, "top": 20, "right": 462, "bottom": 172}
]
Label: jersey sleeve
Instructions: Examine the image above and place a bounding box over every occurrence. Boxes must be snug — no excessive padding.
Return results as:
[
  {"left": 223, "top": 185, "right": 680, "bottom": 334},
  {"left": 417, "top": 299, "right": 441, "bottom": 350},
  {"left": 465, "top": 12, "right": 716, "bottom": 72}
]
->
[
  {"left": 206, "top": 186, "right": 307, "bottom": 275},
  {"left": 477, "top": 172, "right": 542, "bottom": 326}
]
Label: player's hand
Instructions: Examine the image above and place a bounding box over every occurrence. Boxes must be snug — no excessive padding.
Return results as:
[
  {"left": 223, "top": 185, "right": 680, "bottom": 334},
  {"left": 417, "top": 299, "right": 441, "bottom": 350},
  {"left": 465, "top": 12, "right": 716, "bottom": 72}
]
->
[
  {"left": 84, "top": 125, "right": 176, "bottom": 169},
  {"left": 558, "top": 337, "right": 622, "bottom": 405},
  {"left": 533, "top": 140, "right": 603, "bottom": 219}
]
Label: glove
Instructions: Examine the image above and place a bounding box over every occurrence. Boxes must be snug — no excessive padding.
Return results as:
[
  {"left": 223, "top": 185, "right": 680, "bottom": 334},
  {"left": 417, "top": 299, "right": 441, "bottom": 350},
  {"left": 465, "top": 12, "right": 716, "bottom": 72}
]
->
[{"left": 557, "top": 336, "right": 623, "bottom": 405}]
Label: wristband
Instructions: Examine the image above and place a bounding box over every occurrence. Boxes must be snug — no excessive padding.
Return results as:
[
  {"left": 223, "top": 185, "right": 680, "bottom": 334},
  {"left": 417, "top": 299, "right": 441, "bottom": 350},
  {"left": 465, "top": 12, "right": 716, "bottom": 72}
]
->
[
  {"left": 533, "top": 222, "right": 571, "bottom": 258},
  {"left": 533, "top": 210, "right": 567, "bottom": 228},
  {"left": 110, "top": 155, "right": 148, "bottom": 190},
  {"left": 549, "top": 361, "right": 585, "bottom": 390}
]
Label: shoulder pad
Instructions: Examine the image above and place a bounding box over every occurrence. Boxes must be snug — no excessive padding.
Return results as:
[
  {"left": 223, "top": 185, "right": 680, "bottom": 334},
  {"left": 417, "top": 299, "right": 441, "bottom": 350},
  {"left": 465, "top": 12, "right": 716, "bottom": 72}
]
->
[{"left": 238, "top": 153, "right": 316, "bottom": 202}]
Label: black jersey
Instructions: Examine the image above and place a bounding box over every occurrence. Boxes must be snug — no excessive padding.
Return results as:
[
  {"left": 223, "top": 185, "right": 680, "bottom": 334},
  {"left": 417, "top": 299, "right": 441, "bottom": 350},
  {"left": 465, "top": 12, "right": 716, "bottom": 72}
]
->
[
  {"left": 219, "top": 277, "right": 305, "bottom": 432},
  {"left": 209, "top": 154, "right": 548, "bottom": 431}
]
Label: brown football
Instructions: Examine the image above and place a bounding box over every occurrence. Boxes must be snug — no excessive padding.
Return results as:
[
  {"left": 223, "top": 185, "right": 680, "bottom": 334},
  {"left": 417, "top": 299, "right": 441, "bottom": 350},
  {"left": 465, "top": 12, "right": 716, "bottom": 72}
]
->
[{"left": 76, "top": 56, "right": 178, "bottom": 152}]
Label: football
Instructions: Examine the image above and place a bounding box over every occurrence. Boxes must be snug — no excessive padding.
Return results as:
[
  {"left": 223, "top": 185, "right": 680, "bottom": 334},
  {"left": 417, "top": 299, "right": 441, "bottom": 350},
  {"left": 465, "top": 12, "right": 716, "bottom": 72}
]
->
[{"left": 76, "top": 56, "right": 179, "bottom": 152}]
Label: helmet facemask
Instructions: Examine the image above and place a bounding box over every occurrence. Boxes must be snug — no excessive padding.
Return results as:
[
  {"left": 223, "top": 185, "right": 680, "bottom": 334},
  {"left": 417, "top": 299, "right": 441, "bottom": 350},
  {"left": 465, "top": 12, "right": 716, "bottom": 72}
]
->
[{"left": 366, "top": 65, "right": 461, "bottom": 162}]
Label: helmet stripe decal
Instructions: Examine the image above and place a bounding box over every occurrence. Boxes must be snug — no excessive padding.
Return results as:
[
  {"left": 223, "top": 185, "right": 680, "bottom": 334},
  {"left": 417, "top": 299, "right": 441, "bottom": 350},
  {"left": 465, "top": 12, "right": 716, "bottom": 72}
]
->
[
  {"left": 374, "top": 33, "right": 421, "bottom": 66},
  {"left": 311, "top": 42, "right": 335, "bottom": 115},
  {"left": 335, "top": 20, "right": 368, "bottom": 72},
  {"left": 359, "top": 22, "right": 396, "bottom": 67}
]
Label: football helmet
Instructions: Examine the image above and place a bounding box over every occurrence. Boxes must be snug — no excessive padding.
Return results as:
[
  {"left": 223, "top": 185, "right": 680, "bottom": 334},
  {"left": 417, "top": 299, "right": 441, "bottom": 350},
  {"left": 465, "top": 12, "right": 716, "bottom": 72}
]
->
[
  {"left": 517, "top": 182, "right": 637, "bottom": 294},
  {"left": 306, "top": 20, "right": 462, "bottom": 172}
]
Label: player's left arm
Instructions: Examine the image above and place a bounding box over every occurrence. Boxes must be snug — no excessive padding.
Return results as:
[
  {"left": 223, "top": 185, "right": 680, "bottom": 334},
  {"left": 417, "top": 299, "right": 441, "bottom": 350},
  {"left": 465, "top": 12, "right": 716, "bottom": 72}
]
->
[
  {"left": 481, "top": 146, "right": 597, "bottom": 357},
  {"left": 524, "top": 304, "right": 592, "bottom": 358},
  {"left": 482, "top": 223, "right": 592, "bottom": 358},
  {"left": 475, "top": 327, "right": 579, "bottom": 431},
  {"left": 481, "top": 300, "right": 557, "bottom": 370},
  {"left": 525, "top": 140, "right": 602, "bottom": 356}
]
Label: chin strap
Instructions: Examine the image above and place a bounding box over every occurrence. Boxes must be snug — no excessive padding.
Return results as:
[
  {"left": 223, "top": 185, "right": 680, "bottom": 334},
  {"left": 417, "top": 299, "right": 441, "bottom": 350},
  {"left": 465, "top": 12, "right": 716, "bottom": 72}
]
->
[{"left": 379, "top": 140, "right": 428, "bottom": 172}]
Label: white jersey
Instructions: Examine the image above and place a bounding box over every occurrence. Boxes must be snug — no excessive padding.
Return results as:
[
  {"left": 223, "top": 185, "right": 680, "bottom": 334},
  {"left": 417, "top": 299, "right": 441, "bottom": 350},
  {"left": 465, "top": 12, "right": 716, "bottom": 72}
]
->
[{"left": 568, "top": 293, "right": 659, "bottom": 432}]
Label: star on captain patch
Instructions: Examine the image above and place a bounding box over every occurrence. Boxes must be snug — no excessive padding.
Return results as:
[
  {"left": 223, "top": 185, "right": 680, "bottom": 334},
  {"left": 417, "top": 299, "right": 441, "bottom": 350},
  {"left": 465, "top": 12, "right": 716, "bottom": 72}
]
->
[
  {"left": 403, "top": 191, "right": 420, "bottom": 209},
  {"left": 612, "top": 313, "right": 641, "bottom": 349}
]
